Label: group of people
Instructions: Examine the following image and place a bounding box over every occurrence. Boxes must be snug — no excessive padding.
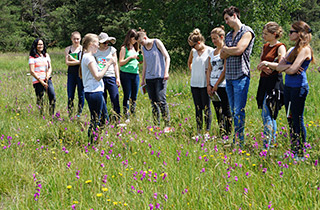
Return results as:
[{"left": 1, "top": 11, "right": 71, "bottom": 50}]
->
[
  {"left": 29, "top": 28, "right": 171, "bottom": 142},
  {"left": 28, "top": 6, "right": 314, "bottom": 157},
  {"left": 187, "top": 6, "right": 313, "bottom": 158}
]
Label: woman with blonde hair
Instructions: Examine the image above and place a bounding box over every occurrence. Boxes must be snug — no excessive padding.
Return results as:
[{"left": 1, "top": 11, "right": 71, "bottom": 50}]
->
[
  {"left": 207, "top": 26, "right": 232, "bottom": 139},
  {"left": 80, "top": 33, "right": 115, "bottom": 143},
  {"left": 187, "top": 28, "right": 214, "bottom": 139},
  {"left": 275, "top": 21, "right": 314, "bottom": 158},
  {"left": 256, "top": 22, "right": 286, "bottom": 149}
]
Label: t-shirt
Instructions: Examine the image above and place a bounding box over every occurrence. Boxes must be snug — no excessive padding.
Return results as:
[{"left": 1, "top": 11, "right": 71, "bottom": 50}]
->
[
  {"left": 190, "top": 46, "right": 213, "bottom": 88},
  {"left": 94, "top": 47, "right": 117, "bottom": 77},
  {"left": 209, "top": 49, "right": 226, "bottom": 87},
  {"left": 29, "top": 54, "right": 51, "bottom": 84},
  {"left": 120, "top": 46, "right": 139, "bottom": 74},
  {"left": 81, "top": 53, "right": 104, "bottom": 93}
]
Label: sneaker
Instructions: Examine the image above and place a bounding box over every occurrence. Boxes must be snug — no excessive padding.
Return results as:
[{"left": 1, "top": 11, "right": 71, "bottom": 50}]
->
[{"left": 163, "top": 127, "right": 173, "bottom": 133}]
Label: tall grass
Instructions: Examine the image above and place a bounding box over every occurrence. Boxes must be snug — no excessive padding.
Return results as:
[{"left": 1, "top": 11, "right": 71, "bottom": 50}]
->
[{"left": 0, "top": 50, "right": 320, "bottom": 210}]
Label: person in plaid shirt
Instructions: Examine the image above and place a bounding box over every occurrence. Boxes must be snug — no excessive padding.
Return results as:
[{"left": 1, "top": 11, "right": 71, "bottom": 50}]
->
[{"left": 220, "top": 6, "right": 255, "bottom": 147}]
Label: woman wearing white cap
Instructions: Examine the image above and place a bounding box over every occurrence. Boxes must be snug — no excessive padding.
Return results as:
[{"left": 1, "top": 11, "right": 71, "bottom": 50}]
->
[{"left": 94, "top": 32, "right": 121, "bottom": 123}]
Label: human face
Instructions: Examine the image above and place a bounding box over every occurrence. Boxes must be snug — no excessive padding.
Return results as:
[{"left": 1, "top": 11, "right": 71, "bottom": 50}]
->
[
  {"left": 188, "top": 41, "right": 197, "bottom": 48},
  {"left": 211, "top": 33, "right": 223, "bottom": 47},
  {"left": 130, "top": 37, "right": 137, "bottom": 45},
  {"left": 262, "top": 29, "right": 276, "bottom": 42},
  {"left": 37, "top": 40, "right": 44, "bottom": 53},
  {"left": 224, "top": 13, "right": 236, "bottom": 28},
  {"left": 89, "top": 38, "right": 99, "bottom": 54},
  {"left": 71, "top": 34, "right": 81, "bottom": 46},
  {"left": 99, "top": 41, "right": 109, "bottom": 50},
  {"left": 137, "top": 36, "right": 146, "bottom": 46},
  {"left": 289, "top": 27, "right": 299, "bottom": 41}
]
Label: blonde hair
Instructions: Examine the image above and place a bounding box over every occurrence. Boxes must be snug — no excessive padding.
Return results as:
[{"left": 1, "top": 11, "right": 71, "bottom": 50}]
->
[
  {"left": 211, "top": 25, "right": 225, "bottom": 37},
  {"left": 188, "top": 28, "right": 205, "bottom": 44},
  {"left": 263, "top": 22, "right": 283, "bottom": 39},
  {"left": 79, "top": 33, "right": 98, "bottom": 79},
  {"left": 136, "top": 27, "right": 147, "bottom": 40}
]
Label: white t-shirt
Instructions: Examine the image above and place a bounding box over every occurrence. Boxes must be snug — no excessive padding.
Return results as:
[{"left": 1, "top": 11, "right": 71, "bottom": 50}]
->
[
  {"left": 190, "top": 46, "right": 213, "bottom": 88},
  {"left": 94, "top": 46, "right": 117, "bottom": 77},
  {"left": 209, "top": 49, "right": 226, "bottom": 88},
  {"left": 81, "top": 53, "right": 104, "bottom": 93}
]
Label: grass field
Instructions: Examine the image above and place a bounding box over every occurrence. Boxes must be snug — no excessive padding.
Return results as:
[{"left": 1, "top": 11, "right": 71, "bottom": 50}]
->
[{"left": 0, "top": 49, "right": 320, "bottom": 210}]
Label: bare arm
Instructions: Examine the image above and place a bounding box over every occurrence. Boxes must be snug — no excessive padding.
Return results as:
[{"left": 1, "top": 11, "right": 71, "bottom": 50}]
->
[
  {"left": 88, "top": 58, "right": 115, "bottom": 81},
  {"left": 156, "top": 39, "right": 170, "bottom": 80},
  {"left": 258, "top": 45, "right": 286, "bottom": 71},
  {"left": 278, "top": 47, "right": 311, "bottom": 75},
  {"left": 187, "top": 50, "right": 193, "bottom": 71},
  {"left": 46, "top": 54, "right": 52, "bottom": 80},
  {"left": 140, "top": 49, "right": 147, "bottom": 86},
  {"left": 65, "top": 47, "right": 80, "bottom": 66},
  {"left": 119, "top": 46, "right": 138, "bottom": 66},
  {"left": 206, "top": 57, "right": 212, "bottom": 95},
  {"left": 113, "top": 52, "right": 120, "bottom": 87},
  {"left": 221, "top": 32, "right": 253, "bottom": 56}
]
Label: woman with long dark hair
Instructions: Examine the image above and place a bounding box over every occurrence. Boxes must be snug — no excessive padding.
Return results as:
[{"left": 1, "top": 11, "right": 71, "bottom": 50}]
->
[
  {"left": 276, "top": 21, "right": 314, "bottom": 158},
  {"left": 29, "top": 38, "right": 56, "bottom": 116}
]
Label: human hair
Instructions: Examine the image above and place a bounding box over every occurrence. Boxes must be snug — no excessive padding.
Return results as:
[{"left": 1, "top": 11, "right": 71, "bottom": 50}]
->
[
  {"left": 122, "top": 29, "right": 139, "bottom": 51},
  {"left": 286, "top": 21, "right": 314, "bottom": 63},
  {"left": 29, "top": 38, "right": 47, "bottom": 58},
  {"left": 188, "top": 28, "right": 205, "bottom": 44},
  {"left": 136, "top": 27, "right": 147, "bottom": 41},
  {"left": 223, "top": 6, "right": 240, "bottom": 19},
  {"left": 263, "top": 22, "right": 283, "bottom": 39},
  {"left": 211, "top": 25, "right": 225, "bottom": 37},
  {"left": 71, "top": 31, "right": 81, "bottom": 38},
  {"left": 79, "top": 33, "right": 98, "bottom": 78}
]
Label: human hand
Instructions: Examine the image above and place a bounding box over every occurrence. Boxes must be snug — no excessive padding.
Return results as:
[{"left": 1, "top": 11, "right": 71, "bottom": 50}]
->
[
  {"left": 116, "top": 78, "right": 121, "bottom": 87},
  {"left": 164, "top": 72, "right": 169, "bottom": 80}
]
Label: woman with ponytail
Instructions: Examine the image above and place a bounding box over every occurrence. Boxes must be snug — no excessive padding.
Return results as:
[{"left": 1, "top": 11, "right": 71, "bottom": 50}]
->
[
  {"left": 276, "top": 21, "right": 314, "bottom": 158},
  {"left": 80, "top": 33, "right": 115, "bottom": 143},
  {"left": 187, "top": 28, "right": 214, "bottom": 139}
]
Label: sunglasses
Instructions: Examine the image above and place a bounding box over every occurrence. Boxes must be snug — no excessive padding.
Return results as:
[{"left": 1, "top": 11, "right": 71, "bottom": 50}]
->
[
  {"left": 289, "top": 30, "right": 298, "bottom": 35},
  {"left": 102, "top": 41, "right": 109, "bottom": 45}
]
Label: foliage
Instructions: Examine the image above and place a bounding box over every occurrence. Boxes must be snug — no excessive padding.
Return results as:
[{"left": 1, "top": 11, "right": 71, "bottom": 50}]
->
[{"left": 0, "top": 0, "right": 313, "bottom": 66}]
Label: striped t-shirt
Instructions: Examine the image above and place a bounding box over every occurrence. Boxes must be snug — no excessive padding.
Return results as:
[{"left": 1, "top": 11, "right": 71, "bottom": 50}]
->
[{"left": 29, "top": 54, "right": 51, "bottom": 84}]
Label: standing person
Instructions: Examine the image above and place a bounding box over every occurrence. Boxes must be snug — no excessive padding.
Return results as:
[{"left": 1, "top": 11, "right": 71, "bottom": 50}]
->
[
  {"left": 95, "top": 32, "right": 121, "bottom": 123},
  {"left": 276, "top": 21, "right": 314, "bottom": 158},
  {"left": 256, "top": 22, "right": 286, "bottom": 149},
  {"left": 119, "top": 29, "right": 140, "bottom": 121},
  {"left": 29, "top": 38, "right": 56, "bottom": 116},
  {"left": 64, "top": 31, "right": 85, "bottom": 118},
  {"left": 207, "top": 26, "right": 232, "bottom": 139},
  {"left": 137, "top": 29, "right": 171, "bottom": 132},
  {"left": 80, "top": 33, "right": 115, "bottom": 143},
  {"left": 220, "top": 6, "right": 255, "bottom": 147},
  {"left": 187, "top": 28, "right": 213, "bottom": 139}
]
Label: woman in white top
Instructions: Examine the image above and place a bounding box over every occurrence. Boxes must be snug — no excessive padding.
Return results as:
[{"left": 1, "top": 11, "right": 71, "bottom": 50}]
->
[
  {"left": 80, "top": 33, "right": 115, "bottom": 143},
  {"left": 187, "top": 28, "right": 213, "bottom": 138},
  {"left": 94, "top": 32, "right": 121, "bottom": 123},
  {"left": 207, "top": 26, "right": 232, "bottom": 138}
]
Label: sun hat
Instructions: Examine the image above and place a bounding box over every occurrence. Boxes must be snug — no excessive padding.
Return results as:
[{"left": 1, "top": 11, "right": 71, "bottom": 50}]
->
[{"left": 98, "top": 32, "right": 116, "bottom": 44}]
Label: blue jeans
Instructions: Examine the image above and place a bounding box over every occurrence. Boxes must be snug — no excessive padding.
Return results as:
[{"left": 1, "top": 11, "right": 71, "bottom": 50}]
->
[
  {"left": 261, "top": 95, "right": 277, "bottom": 147},
  {"left": 226, "top": 76, "right": 250, "bottom": 144},
  {"left": 67, "top": 71, "right": 84, "bottom": 116},
  {"left": 191, "top": 87, "right": 211, "bottom": 132},
  {"left": 284, "top": 85, "right": 308, "bottom": 154},
  {"left": 120, "top": 72, "right": 139, "bottom": 118},
  {"left": 85, "top": 91, "right": 109, "bottom": 143},
  {"left": 102, "top": 76, "right": 120, "bottom": 121},
  {"left": 146, "top": 78, "right": 170, "bottom": 126},
  {"left": 33, "top": 78, "right": 56, "bottom": 116}
]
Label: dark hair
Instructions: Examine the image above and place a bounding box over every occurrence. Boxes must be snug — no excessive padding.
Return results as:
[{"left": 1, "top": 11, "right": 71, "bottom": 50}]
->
[
  {"left": 29, "top": 38, "right": 47, "bottom": 57},
  {"left": 286, "top": 21, "right": 314, "bottom": 63},
  {"left": 223, "top": 6, "right": 240, "bottom": 19},
  {"left": 122, "top": 29, "right": 139, "bottom": 51}
]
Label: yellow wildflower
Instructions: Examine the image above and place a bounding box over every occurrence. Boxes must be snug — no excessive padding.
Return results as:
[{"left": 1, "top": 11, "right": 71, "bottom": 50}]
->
[
  {"left": 102, "top": 188, "right": 108, "bottom": 192},
  {"left": 96, "top": 193, "right": 103, "bottom": 197},
  {"left": 85, "top": 180, "right": 92, "bottom": 184},
  {"left": 67, "top": 185, "right": 72, "bottom": 189}
]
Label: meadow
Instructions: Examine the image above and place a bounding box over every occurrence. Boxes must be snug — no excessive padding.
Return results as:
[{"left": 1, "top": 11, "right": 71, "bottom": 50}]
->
[{"left": 0, "top": 49, "right": 320, "bottom": 210}]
